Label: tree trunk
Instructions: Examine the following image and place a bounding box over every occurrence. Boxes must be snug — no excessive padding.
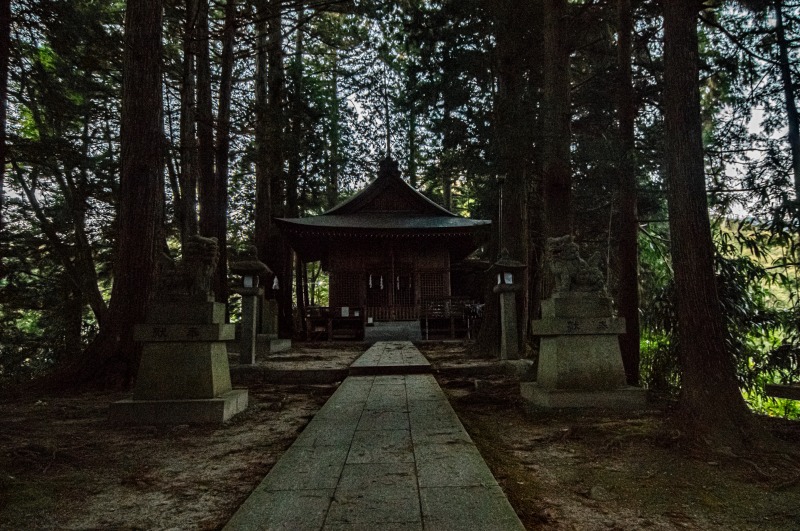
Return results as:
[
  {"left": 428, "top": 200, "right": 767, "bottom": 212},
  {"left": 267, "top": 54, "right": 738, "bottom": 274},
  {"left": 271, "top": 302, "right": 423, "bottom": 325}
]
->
[
  {"left": 327, "top": 54, "right": 340, "bottom": 209},
  {"left": 663, "top": 1, "right": 755, "bottom": 450},
  {"left": 266, "top": 0, "right": 285, "bottom": 219},
  {"left": 774, "top": 0, "right": 800, "bottom": 201},
  {"left": 295, "top": 254, "right": 306, "bottom": 336},
  {"left": 496, "top": 0, "right": 530, "bottom": 351},
  {"left": 475, "top": 0, "right": 533, "bottom": 357},
  {"left": 254, "top": 0, "right": 271, "bottom": 267},
  {"left": 196, "top": 0, "right": 217, "bottom": 246},
  {"left": 616, "top": 0, "right": 640, "bottom": 385},
  {"left": 214, "top": 0, "right": 236, "bottom": 310},
  {"left": 180, "top": 0, "right": 199, "bottom": 243},
  {"left": 267, "top": 0, "right": 292, "bottom": 337},
  {"left": 541, "top": 0, "right": 572, "bottom": 240},
  {"left": 0, "top": 0, "right": 9, "bottom": 248},
  {"left": 64, "top": 0, "right": 164, "bottom": 388},
  {"left": 62, "top": 280, "right": 84, "bottom": 361}
]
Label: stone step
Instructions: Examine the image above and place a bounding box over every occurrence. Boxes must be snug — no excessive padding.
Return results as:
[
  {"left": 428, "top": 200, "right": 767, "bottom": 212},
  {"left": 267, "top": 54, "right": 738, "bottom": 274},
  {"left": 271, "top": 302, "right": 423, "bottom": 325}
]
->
[
  {"left": 256, "top": 334, "right": 291, "bottom": 354},
  {"left": 348, "top": 340, "right": 431, "bottom": 376}
]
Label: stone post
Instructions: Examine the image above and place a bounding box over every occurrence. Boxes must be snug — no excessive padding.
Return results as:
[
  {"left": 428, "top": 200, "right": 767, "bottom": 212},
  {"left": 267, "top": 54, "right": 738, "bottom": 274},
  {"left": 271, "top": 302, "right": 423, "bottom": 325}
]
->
[
  {"left": 260, "top": 298, "right": 279, "bottom": 338},
  {"left": 494, "top": 283, "right": 521, "bottom": 360},
  {"left": 230, "top": 245, "right": 271, "bottom": 363},
  {"left": 234, "top": 286, "right": 263, "bottom": 364},
  {"left": 490, "top": 248, "right": 527, "bottom": 360}
]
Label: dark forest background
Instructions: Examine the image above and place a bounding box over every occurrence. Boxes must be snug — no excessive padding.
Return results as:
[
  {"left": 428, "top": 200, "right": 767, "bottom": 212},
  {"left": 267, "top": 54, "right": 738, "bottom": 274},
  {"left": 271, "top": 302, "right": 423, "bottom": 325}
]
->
[{"left": 3, "top": 0, "right": 800, "bottom": 450}]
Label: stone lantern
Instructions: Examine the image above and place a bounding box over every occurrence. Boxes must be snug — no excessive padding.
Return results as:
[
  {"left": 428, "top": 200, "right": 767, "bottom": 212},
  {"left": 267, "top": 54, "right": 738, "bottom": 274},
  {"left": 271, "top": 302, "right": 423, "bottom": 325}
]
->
[
  {"left": 489, "top": 248, "right": 527, "bottom": 360},
  {"left": 230, "top": 246, "right": 271, "bottom": 365}
]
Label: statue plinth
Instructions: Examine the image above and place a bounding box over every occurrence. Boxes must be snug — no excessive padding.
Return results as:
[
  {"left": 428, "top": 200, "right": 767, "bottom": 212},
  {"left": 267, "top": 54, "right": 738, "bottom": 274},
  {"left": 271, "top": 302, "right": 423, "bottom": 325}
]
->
[
  {"left": 110, "top": 236, "right": 248, "bottom": 424},
  {"left": 523, "top": 237, "right": 646, "bottom": 410}
]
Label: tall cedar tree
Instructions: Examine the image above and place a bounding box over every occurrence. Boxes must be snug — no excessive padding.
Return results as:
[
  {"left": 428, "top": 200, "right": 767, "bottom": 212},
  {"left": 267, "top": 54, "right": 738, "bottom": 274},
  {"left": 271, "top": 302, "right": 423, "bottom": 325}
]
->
[
  {"left": 60, "top": 0, "right": 164, "bottom": 387},
  {"left": 255, "top": 0, "right": 292, "bottom": 337},
  {"left": 195, "top": 0, "right": 226, "bottom": 302},
  {"left": 616, "top": 0, "right": 640, "bottom": 385},
  {"left": 474, "top": 0, "right": 532, "bottom": 357},
  {"left": 0, "top": 0, "right": 8, "bottom": 246},
  {"left": 254, "top": 0, "right": 271, "bottom": 266},
  {"left": 494, "top": 0, "right": 530, "bottom": 349},
  {"left": 179, "top": 0, "right": 199, "bottom": 242},
  {"left": 214, "top": 0, "right": 236, "bottom": 306},
  {"left": 541, "top": 0, "right": 572, "bottom": 240},
  {"left": 663, "top": 1, "right": 756, "bottom": 449},
  {"left": 773, "top": 0, "right": 800, "bottom": 200}
]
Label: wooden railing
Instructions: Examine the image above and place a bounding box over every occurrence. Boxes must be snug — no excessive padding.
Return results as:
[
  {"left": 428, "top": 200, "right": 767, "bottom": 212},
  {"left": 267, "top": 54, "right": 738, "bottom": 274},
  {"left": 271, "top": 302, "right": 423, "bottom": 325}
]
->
[
  {"left": 419, "top": 298, "right": 483, "bottom": 339},
  {"left": 305, "top": 306, "right": 366, "bottom": 341}
]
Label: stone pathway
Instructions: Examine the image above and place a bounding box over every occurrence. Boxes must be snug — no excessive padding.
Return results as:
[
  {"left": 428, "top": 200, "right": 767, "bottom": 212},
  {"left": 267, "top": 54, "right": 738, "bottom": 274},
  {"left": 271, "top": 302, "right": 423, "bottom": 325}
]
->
[{"left": 224, "top": 342, "right": 524, "bottom": 531}]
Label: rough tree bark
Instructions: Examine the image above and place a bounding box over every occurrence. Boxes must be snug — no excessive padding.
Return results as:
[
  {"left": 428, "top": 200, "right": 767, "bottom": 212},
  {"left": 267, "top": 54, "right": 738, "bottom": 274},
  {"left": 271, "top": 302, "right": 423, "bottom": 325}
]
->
[
  {"left": 179, "top": 0, "right": 199, "bottom": 243},
  {"left": 0, "top": 0, "right": 8, "bottom": 249},
  {"left": 541, "top": 0, "right": 572, "bottom": 241},
  {"left": 288, "top": 16, "right": 304, "bottom": 332},
  {"left": 773, "top": 0, "right": 800, "bottom": 200},
  {"left": 475, "top": 0, "right": 532, "bottom": 357},
  {"left": 62, "top": 0, "right": 164, "bottom": 388},
  {"left": 663, "top": 1, "right": 756, "bottom": 450},
  {"left": 326, "top": 53, "right": 340, "bottom": 209},
  {"left": 254, "top": 0, "right": 271, "bottom": 263},
  {"left": 196, "top": 0, "right": 218, "bottom": 253},
  {"left": 616, "top": 0, "right": 640, "bottom": 385},
  {"left": 268, "top": 0, "right": 293, "bottom": 338},
  {"left": 214, "top": 0, "right": 237, "bottom": 308}
]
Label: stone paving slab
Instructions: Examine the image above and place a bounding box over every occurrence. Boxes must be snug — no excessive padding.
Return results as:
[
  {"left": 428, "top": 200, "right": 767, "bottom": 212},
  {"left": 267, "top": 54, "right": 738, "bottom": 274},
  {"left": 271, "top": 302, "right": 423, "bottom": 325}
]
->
[
  {"left": 349, "top": 341, "right": 431, "bottom": 375},
  {"left": 224, "top": 342, "right": 523, "bottom": 531}
]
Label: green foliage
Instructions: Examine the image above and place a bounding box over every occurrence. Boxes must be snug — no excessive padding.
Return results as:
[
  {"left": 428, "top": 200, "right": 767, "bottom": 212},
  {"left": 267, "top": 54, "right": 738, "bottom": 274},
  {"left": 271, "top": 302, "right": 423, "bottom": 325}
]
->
[
  {"left": 1, "top": 0, "right": 121, "bottom": 381},
  {"left": 639, "top": 220, "right": 800, "bottom": 416}
]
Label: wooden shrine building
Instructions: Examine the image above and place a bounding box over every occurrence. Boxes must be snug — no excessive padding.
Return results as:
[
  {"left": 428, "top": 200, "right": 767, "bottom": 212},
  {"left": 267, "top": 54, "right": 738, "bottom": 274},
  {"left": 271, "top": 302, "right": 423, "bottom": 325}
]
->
[{"left": 275, "top": 158, "right": 491, "bottom": 322}]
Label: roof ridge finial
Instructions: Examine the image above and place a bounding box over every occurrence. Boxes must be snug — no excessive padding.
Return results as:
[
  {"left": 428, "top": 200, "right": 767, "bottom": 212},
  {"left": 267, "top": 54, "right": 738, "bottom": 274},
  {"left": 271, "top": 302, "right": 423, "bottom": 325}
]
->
[{"left": 378, "top": 156, "right": 401, "bottom": 180}]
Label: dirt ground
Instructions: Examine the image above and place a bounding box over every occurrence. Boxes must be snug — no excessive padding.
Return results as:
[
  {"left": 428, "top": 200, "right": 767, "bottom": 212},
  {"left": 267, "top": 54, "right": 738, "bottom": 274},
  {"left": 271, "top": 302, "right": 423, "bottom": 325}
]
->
[{"left": 2, "top": 343, "right": 800, "bottom": 530}]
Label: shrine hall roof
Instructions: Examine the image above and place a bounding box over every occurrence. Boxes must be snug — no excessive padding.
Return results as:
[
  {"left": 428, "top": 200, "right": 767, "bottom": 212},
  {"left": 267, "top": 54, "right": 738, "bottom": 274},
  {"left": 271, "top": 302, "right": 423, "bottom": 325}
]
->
[
  {"left": 275, "top": 157, "right": 491, "bottom": 262},
  {"left": 276, "top": 213, "right": 490, "bottom": 231}
]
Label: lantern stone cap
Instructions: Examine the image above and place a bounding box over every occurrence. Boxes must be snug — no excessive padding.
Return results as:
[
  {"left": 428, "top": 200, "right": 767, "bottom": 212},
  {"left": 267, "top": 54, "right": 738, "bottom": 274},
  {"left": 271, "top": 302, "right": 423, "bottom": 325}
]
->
[
  {"left": 230, "top": 246, "right": 272, "bottom": 276},
  {"left": 489, "top": 248, "right": 527, "bottom": 272}
]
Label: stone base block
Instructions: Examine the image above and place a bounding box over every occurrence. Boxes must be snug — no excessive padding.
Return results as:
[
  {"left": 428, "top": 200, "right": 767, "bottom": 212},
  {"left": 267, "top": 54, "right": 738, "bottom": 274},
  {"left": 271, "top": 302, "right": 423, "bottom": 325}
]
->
[
  {"left": 134, "top": 323, "right": 235, "bottom": 343},
  {"left": 110, "top": 389, "right": 248, "bottom": 424},
  {"left": 500, "top": 360, "right": 536, "bottom": 380},
  {"left": 537, "top": 335, "right": 627, "bottom": 390},
  {"left": 521, "top": 382, "right": 647, "bottom": 410},
  {"left": 257, "top": 335, "right": 291, "bottom": 355},
  {"left": 541, "top": 295, "right": 612, "bottom": 319},
  {"left": 145, "top": 301, "right": 225, "bottom": 325},
  {"left": 134, "top": 342, "right": 233, "bottom": 400}
]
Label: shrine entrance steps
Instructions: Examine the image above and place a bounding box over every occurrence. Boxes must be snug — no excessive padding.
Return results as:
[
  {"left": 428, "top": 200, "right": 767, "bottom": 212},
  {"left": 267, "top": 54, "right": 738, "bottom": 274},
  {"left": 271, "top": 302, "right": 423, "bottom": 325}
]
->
[
  {"left": 224, "top": 341, "right": 524, "bottom": 531},
  {"left": 363, "top": 321, "right": 423, "bottom": 342}
]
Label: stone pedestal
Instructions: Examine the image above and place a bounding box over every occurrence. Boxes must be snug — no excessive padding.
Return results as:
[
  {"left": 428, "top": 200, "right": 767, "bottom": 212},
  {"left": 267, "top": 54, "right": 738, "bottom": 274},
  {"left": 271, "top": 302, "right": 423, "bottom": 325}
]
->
[
  {"left": 523, "top": 293, "right": 646, "bottom": 410},
  {"left": 110, "top": 298, "right": 248, "bottom": 424},
  {"left": 234, "top": 287, "right": 263, "bottom": 365}
]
